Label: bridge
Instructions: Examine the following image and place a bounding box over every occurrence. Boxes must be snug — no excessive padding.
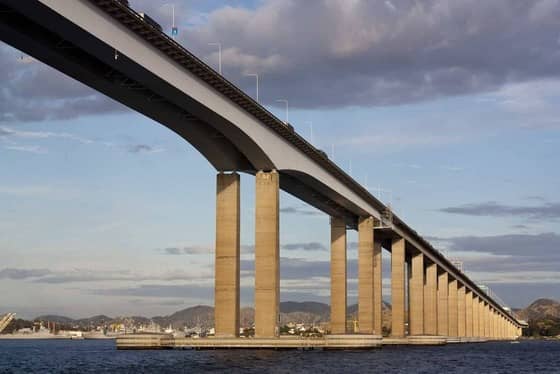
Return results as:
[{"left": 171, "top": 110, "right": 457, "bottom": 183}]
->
[{"left": 0, "top": 0, "right": 526, "bottom": 348}]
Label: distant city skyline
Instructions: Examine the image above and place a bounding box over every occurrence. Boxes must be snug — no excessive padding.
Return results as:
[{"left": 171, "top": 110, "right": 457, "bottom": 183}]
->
[{"left": 1, "top": 0, "right": 560, "bottom": 319}]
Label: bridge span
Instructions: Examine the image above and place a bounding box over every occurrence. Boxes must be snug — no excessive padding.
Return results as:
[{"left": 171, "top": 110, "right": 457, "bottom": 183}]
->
[{"left": 0, "top": 0, "right": 525, "bottom": 346}]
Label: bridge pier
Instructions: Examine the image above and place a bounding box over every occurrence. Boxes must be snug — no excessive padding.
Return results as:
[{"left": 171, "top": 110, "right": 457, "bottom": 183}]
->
[
  {"left": 373, "top": 239, "right": 383, "bottom": 335},
  {"left": 448, "top": 278, "right": 458, "bottom": 337},
  {"left": 391, "top": 238, "right": 406, "bottom": 337},
  {"left": 424, "top": 262, "right": 438, "bottom": 335},
  {"left": 214, "top": 172, "right": 241, "bottom": 337},
  {"left": 254, "top": 170, "right": 280, "bottom": 338},
  {"left": 437, "top": 270, "right": 449, "bottom": 336},
  {"left": 358, "top": 217, "right": 375, "bottom": 334},
  {"left": 466, "top": 290, "right": 473, "bottom": 338},
  {"left": 458, "top": 284, "right": 466, "bottom": 337},
  {"left": 330, "top": 217, "right": 347, "bottom": 334},
  {"left": 409, "top": 250, "right": 424, "bottom": 335}
]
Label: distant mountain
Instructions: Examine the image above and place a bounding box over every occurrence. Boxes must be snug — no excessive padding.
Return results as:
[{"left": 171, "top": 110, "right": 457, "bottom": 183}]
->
[
  {"left": 76, "top": 315, "right": 113, "bottom": 326},
  {"left": 518, "top": 298, "right": 560, "bottom": 320},
  {"left": 153, "top": 305, "right": 214, "bottom": 329},
  {"left": 34, "top": 315, "right": 75, "bottom": 324}
]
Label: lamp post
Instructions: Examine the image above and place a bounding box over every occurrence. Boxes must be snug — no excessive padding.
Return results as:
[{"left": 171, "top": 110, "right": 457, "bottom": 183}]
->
[
  {"left": 276, "top": 99, "right": 289, "bottom": 124},
  {"left": 246, "top": 73, "right": 259, "bottom": 103},
  {"left": 162, "top": 3, "right": 177, "bottom": 37},
  {"left": 208, "top": 43, "right": 222, "bottom": 74}
]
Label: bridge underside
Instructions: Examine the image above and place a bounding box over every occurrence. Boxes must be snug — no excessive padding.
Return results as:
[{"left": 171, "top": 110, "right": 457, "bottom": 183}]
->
[{"left": 0, "top": 1, "right": 366, "bottom": 226}]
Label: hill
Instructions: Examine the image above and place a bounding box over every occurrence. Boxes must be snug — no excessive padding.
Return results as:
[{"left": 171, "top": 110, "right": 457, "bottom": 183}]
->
[{"left": 517, "top": 298, "right": 560, "bottom": 320}]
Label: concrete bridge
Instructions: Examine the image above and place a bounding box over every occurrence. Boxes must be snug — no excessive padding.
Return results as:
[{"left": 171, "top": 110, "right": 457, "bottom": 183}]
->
[{"left": 0, "top": 0, "right": 525, "bottom": 347}]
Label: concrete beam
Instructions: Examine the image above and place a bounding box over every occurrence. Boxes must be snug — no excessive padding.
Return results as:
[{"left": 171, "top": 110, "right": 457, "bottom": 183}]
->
[
  {"left": 330, "top": 217, "right": 347, "bottom": 334},
  {"left": 214, "top": 172, "right": 240, "bottom": 337},
  {"left": 254, "top": 170, "right": 280, "bottom": 337}
]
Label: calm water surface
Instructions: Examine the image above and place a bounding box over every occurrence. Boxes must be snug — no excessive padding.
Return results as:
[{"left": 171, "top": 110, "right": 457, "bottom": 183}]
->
[{"left": 0, "top": 339, "right": 559, "bottom": 373}]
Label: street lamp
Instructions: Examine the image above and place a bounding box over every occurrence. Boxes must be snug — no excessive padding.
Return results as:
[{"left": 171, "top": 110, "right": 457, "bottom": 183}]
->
[
  {"left": 246, "top": 73, "right": 259, "bottom": 103},
  {"left": 276, "top": 99, "right": 289, "bottom": 124},
  {"left": 208, "top": 42, "right": 222, "bottom": 74},
  {"left": 162, "top": 3, "right": 178, "bottom": 38}
]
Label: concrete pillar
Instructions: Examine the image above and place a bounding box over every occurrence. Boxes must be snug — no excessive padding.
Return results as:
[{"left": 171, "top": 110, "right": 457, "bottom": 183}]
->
[
  {"left": 472, "top": 295, "right": 479, "bottom": 338},
  {"left": 424, "top": 262, "right": 437, "bottom": 335},
  {"left": 409, "top": 251, "right": 424, "bottom": 335},
  {"left": 358, "top": 217, "right": 375, "bottom": 334},
  {"left": 391, "top": 237, "right": 406, "bottom": 337},
  {"left": 330, "top": 217, "right": 347, "bottom": 334},
  {"left": 484, "top": 303, "right": 489, "bottom": 338},
  {"left": 448, "top": 278, "right": 458, "bottom": 337},
  {"left": 373, "top": 239, "right": 383, "bottom": 335},
  {"left": 254, "top": 170, "right": 280, "bottom": 337},
  {"left": 457, "top": 284, "right": 466, "bottom": 337},
  {"left": 478, "top": 299, "right": 486, "bottom": 338},
  {"left": 437, "top": 271, "right": 448, "bottom": 336},
  {"left": 465, "top": 290, "right": 473, "bottom": 337},
  {"left": 214, "top": 172, "right": 240, "bottom": 337}
]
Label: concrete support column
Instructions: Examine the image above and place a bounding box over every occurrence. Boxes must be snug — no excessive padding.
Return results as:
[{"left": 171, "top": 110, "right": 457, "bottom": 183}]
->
[
  {"left": 358, "top": 217, "right": 375, "bottom": 334},
  {"left": 478, "top": 299, "right": 486, "bottom": 338},
  {"left": 457, "top": 284, "right": 466, "bottom": 337},
  {"left": 485, "top": 304, "right": 488, "bottom": 338},
  {"left": 409, "top": 251, "right": 424, "bottom": 335},
  {"left": 214, "top": 172, "right": 240, "bottom": 337},
  {"left": 391, "top": 238, "right": 406, "bottom": 337},
  {"left": 448, "top": 278, "right": 458, "bottom": 337},
  {"left": 472, "top": 296, "right": 479, "bottom": 338},
  {"left": 373, "top": 239, "right": 383, "bottom": 335},
  {"left": 437, "top": 271, "right": 448, "bottom": 336},
  {"left": 465, "top": 290, "right": 473, "bottom": 337},
  {"left": 424, "top": 263, "right": 437, "bottom": 335},
  {"left": 488, "top": 307, "right": 494, "bottom": 339},
  {"left": 330, "top": 217, "right": 347, "bottom": 334},
  {"left": 254, "top": 170, "right": 280, "bottom": 338}
]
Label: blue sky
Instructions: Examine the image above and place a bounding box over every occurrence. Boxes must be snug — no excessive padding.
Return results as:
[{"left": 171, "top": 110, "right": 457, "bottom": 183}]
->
[{"left": 1, "top": 0, "right": 559, "bottom": 318}]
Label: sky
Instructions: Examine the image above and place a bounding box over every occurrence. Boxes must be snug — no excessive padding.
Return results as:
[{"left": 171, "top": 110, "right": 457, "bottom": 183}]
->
[{"left": 1, "top": 0, "right": 560, "bottom": 319}]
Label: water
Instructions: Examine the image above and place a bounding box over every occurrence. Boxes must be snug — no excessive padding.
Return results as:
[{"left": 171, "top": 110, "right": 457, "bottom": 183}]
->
[{"left": 0, "top": 339, "right": 559, "bottom": 373}]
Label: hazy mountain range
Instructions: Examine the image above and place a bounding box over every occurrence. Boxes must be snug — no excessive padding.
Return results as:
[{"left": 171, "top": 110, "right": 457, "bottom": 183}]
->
[{"left": 26, "top": 298, "right": 560, "bottom": 334}]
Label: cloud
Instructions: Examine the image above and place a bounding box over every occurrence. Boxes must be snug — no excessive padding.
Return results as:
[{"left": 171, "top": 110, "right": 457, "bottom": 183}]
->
[
  {"left": 281, "top": 242, "right": 327, "bottom": 251},
  {"left": 279, "top": 206, "right": 323, "bottom": 216},
  {"left": 184, "top": 0, "right": 560, "bottom": 109},
  {"left": 0, "top": 45, "right": 124, "bottom": 123},
  {"left": 3, "top": 145, "right": 47, "bottom": 154},
  {"left": 127, "top": 144, "right": 164, "bottom": 154},
  {"left": 439, "top": 201, "right": 560, "bottom": 220},
  {"left": 0, "top": 267, "right": 212, "bottom": 283},
  {"left": 159, "top": 246, "right": 212, "bottom": 255},
  {"left": 0, "top": 268, "right": 51, "bottom": 280},
  {"left": 435, "top": 232, "right": 560, "bottom": 273}
]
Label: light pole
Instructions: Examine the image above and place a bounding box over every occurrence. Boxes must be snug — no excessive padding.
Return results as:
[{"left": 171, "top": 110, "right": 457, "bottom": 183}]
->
[
  {"left": 162, "top": 3, "right": 178, "bottom": 38},
  {"left": 246, "top": 73, "right": 259, "bottom": 103},
  {"left": 208, "top": 43, "right": 222, "bottom": 74},
  {"left": 276, "top": 99, "right": 289, "bottom": 124}
]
